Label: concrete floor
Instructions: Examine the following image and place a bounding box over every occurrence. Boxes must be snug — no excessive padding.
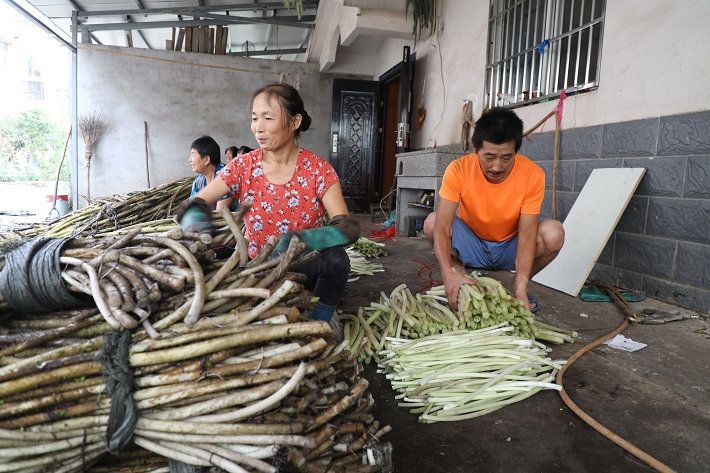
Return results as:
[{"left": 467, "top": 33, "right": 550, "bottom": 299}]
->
[{"left": 341, "top": 215, "right": 710, "bottom": 473}]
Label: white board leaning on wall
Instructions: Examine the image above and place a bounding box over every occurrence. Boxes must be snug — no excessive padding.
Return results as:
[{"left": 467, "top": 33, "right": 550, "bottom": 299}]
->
[{"left": 532, "top": 168, "right": 646, "bottom": 297}]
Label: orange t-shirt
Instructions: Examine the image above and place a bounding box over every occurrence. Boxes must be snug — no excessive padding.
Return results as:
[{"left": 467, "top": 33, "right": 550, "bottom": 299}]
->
[{"left": 438, "top": 153, "right": 545, "bottom": 242}]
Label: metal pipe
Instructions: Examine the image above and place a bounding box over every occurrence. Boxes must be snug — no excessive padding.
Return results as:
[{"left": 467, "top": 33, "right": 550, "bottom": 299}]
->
[
  {"left": 80, "top": 18, "right": 312, "bottom": 32},
  {"left": 71, "top": 9, "right": 79, "bottom": 209}
]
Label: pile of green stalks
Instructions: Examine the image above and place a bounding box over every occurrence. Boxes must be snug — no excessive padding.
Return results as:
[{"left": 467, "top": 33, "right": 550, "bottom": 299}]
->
[
  {"left": 2, "top": 177, "right": 193, "bottom": 241},
  {"left": 377, "top": 327, "right": 566, "bottom": 423},
  {"left": 341, "top": 279, "right": 577, "bottom": 364},
  {"left": 427, "top": 277, "right": 578, "bottom": 344},
  {"left": 346, "top": 248, "right": 384, "bottom": 282},
  {"left": 347, "top": 238, "right": 388, "bottom": 258}
]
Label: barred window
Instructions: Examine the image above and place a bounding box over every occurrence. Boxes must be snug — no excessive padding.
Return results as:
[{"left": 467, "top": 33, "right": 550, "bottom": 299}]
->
[
  {"left": 25, "top": 81, "right": 44, "bottom": 100},
  {"left": 485, "top": 0, "right": 606, "bottom": 108}
]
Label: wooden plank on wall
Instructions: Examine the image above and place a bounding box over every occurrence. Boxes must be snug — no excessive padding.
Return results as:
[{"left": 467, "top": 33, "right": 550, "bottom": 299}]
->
[
  {"left": 185, "top": 27, "right": 192, "bottom": 52},
  {"left": 532, "top": 168, "right": 646, "bottom": 297},
  {"left": 165, "top": 39, "right": 173, "bottom": 50},
  {"left": 215, "top": 26, "right": 222, "bottom": 55},
  {"left": 199, "top": 26, "right": 207, "bottom": 53},
  {"left": 175, "top": 28, "right": 185, "bottom": 51},
  {"left": 209, "top": 27, "right": 215, "bottom": 54},
  {"left": 221, "top": 26, "right": 228, "bottom": 54},
  {"left": 191, "top": 27, "right": 199, "bottom": 53}
]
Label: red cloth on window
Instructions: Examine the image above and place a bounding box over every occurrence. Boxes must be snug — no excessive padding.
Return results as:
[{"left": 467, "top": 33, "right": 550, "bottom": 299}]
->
[{"left": 218, "top": 148, "right": 340, "bottom": 259}]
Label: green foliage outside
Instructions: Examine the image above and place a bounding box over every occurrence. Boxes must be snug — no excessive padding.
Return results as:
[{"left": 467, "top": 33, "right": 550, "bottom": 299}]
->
[{"left": 0, "top": 109, "right": 70, "bottom": 183}]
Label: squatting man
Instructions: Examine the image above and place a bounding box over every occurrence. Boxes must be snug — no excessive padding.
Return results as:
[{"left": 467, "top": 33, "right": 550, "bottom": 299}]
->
[{"left": 423, "top": 107, "right": 565, "bottom": 312}]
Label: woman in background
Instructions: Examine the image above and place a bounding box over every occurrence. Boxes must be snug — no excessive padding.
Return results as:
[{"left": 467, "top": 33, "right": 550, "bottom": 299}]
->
[
  {"left": 224, "top": 145, "right": 254, "bottom": 162},
  {"left": 188, "top": 135, "right": 235, "bottom": 212}
]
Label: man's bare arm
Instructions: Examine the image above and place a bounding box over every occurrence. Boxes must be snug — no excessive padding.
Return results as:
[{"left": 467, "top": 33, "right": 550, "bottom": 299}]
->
[{"left": 432, "top": 198, "right": 477, "bottom": 310}]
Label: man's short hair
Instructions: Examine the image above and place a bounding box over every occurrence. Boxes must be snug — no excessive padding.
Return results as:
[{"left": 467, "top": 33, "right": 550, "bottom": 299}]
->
[
  {"left": 472, "top": 107, "right": 524, "bottom": 153},
  {"left": 191, "top": 136, "right": 221, "bottom": 166}
]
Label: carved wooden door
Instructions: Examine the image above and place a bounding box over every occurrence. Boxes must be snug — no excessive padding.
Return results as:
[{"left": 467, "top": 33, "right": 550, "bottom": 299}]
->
[{"left": 330, "top": 79, "right": 379, "bottom": 213}]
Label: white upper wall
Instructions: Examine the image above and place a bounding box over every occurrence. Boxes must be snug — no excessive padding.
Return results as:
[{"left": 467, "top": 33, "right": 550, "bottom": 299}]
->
[
  {"left": 372, "top": 0, "right": 710, "bottom": 149},
  {"left": 309, "top": 0, "right": 710, "bottom": 149}
]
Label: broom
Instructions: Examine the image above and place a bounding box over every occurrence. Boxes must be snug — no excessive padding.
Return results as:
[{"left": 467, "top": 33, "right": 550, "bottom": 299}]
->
[{"left": 78, "top": 112, "right": 110, "bottom": 206}]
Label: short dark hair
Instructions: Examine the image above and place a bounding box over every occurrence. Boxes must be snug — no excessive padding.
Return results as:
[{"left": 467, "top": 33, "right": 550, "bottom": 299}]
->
[
  {"left": 237, "top": 146, "right": 254, "bottom": 155},
  {"left": 226, "top": 146, "right": 239, "bottom": 157},
  {"left": 249, "top": 83, "right": 312, "bottom": 139},
  {"left": 191, "top": 136, "right": 220, "bottom": 166},
  {"left": 472, "top": 107, "right": 524, "bottom": 152}
]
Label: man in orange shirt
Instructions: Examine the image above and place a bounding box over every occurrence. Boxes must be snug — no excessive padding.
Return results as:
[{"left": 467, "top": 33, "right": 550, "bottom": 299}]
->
[{"left": 423, "top": 107, "right": 564, "bottom": 311}]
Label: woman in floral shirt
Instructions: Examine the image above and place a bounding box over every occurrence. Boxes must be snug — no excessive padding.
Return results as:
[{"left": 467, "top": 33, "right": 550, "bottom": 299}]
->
[{"left": 190, "top": 83, "right": 359, "bottom": 338}]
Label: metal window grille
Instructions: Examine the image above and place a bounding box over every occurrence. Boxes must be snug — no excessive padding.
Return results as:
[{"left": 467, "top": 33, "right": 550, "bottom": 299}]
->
[
  {"left": 24, "top": 81, "right": 44, "bottom": 100},
  {"left": 485, "top": 0, "right": 606, "bottom": 108}
]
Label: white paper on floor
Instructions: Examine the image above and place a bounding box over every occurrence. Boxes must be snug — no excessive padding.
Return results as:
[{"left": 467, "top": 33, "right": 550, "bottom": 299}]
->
[{"left": 603, "top": 334, "right": 647, "bottom": 352}]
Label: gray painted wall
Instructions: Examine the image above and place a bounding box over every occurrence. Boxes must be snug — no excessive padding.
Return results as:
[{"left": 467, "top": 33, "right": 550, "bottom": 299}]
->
[
  {"left": 77, "top": 44, "right": 335, "bottom": 201},
  {"left": 521, "top": 110, "right": 710, "bottom": 313}
]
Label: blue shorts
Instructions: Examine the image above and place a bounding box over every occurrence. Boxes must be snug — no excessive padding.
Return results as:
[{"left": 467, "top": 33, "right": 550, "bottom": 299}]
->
[{"left": 450, "top": 216, "right": 547, "bottom": 271}]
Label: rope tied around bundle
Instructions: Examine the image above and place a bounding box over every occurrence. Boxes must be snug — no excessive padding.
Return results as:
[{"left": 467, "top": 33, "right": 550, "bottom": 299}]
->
[
  {"left": 97, "top": 329, "right": 138, "bottom": 455},
  {"left": 0, "top": 238, "right": 89, "bottom": 314}
]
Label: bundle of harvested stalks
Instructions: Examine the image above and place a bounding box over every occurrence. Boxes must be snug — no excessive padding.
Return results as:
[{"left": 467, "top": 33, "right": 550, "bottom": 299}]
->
[
  {"left": 0, "top": 204, "right": 393, "bottom": 473},
  {"left": 4, "top": 177, "right": 193, "bottom": 241},
  {"left": 343, "top": 280, "right": 577, "bottom": 364}
]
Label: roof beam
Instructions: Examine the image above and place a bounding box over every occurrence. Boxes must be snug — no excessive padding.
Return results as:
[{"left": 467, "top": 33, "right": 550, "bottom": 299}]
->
[
  {"left": 228, "top": 47, "right": 306, "bottom": 57},
  {"left": 199, "top": 12, "right": 315, "bottom": 27},
  {"left": 80, "top": 18, "right": 312, "bottom": 32},
  {"left": 77, "top": 2, "right": 319, "bottom": 18}
]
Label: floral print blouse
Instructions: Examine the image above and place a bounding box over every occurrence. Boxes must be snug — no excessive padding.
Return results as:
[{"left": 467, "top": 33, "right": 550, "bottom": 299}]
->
[{"left": 219, "top": 148, "right": 340, "bottom": 259}]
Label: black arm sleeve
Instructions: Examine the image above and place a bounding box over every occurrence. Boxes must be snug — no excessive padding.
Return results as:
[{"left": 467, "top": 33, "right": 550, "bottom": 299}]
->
[{"left": 328, "top": 214, "right": 360, "bottom": 246}]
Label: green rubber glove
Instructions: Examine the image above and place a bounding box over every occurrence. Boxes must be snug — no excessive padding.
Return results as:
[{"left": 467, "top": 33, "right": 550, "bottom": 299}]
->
[
  {"left": 272, "top": 226, "right": 351, "bottom": 257},
  {"left": 176, "top": 198, "right": 214, "bottom": 234}
]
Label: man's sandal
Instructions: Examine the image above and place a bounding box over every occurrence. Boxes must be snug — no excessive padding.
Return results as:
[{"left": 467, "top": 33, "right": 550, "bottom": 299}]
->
[{"left": 527, "top": 294, "right": 539, "bottom": 314}]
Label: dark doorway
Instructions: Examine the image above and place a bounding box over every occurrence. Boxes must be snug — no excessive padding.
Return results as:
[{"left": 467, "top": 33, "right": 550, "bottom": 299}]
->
[
  {"left": 330, "top": 79, "right": 379, "bottom": 213},
  {"left": 380, "top": 80, "right": 399, "bottom": 199},
  {"left": 376, "top": 46, "right": 414, "bottom": 211}
]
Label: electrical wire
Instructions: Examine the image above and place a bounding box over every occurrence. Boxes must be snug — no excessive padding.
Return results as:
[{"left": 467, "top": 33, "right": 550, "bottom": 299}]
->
[
  {"left": 426, "top": 29, "right": 446, "bottom": 149},
  {"left": 413, "top": 259, "right": 441, "bottom": 294}
]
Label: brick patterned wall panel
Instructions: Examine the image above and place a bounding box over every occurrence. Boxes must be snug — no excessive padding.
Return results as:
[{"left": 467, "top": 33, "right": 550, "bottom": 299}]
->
[
  {"left": 643, "top": 277, "right": 710, "bottom": 314},
  {"left": 673, "top": 242, "right": 710, "bottom": 288},
  {"left": 623, "top": 157, "right": 685, "bottom": 197},
  {"left": 519, "top": 132, "right": 555, "bottom": 162},
  {"left": 602, "top": 118, "right": 659, "bottom": 158},
  {"left": 614, "top": 233, "right": 675, "bottom": 279},
  {"left": 589, "top": 264, "right": 644, "bottom": 292},
  {"left": 616, "top": 195, "right": 648, "bottom": 234},
  {"left": 684, "top": 155, "right": 710, "bottom": 198},
  {"left": 541, "top": 191, "right": 552, "bottom": 219},
  {"left": 597, "top": 234, "right": 615, "bottom": 265},
  {"left": 658, "top": 110, "right": 710, "bottom": 157},
  {"left": 574, "top": 159, "right": 623, "bottom": 192},
  {"left": 560, "top": 126, "right": 602, "bottom": 160},
  {"left": 538, "top": 160, "right": 576, "bottom": 191},
  {"left": 646, "top": 198, "right": 710, "bottom": 245},
  {"left": 556, "top": 191, "right": 578, "bottom": 223}
]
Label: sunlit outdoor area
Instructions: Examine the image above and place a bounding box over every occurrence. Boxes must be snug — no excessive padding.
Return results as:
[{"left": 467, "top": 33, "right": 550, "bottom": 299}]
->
[{"left": 0, "top": 1, "right": 70, "bottom": 228}]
